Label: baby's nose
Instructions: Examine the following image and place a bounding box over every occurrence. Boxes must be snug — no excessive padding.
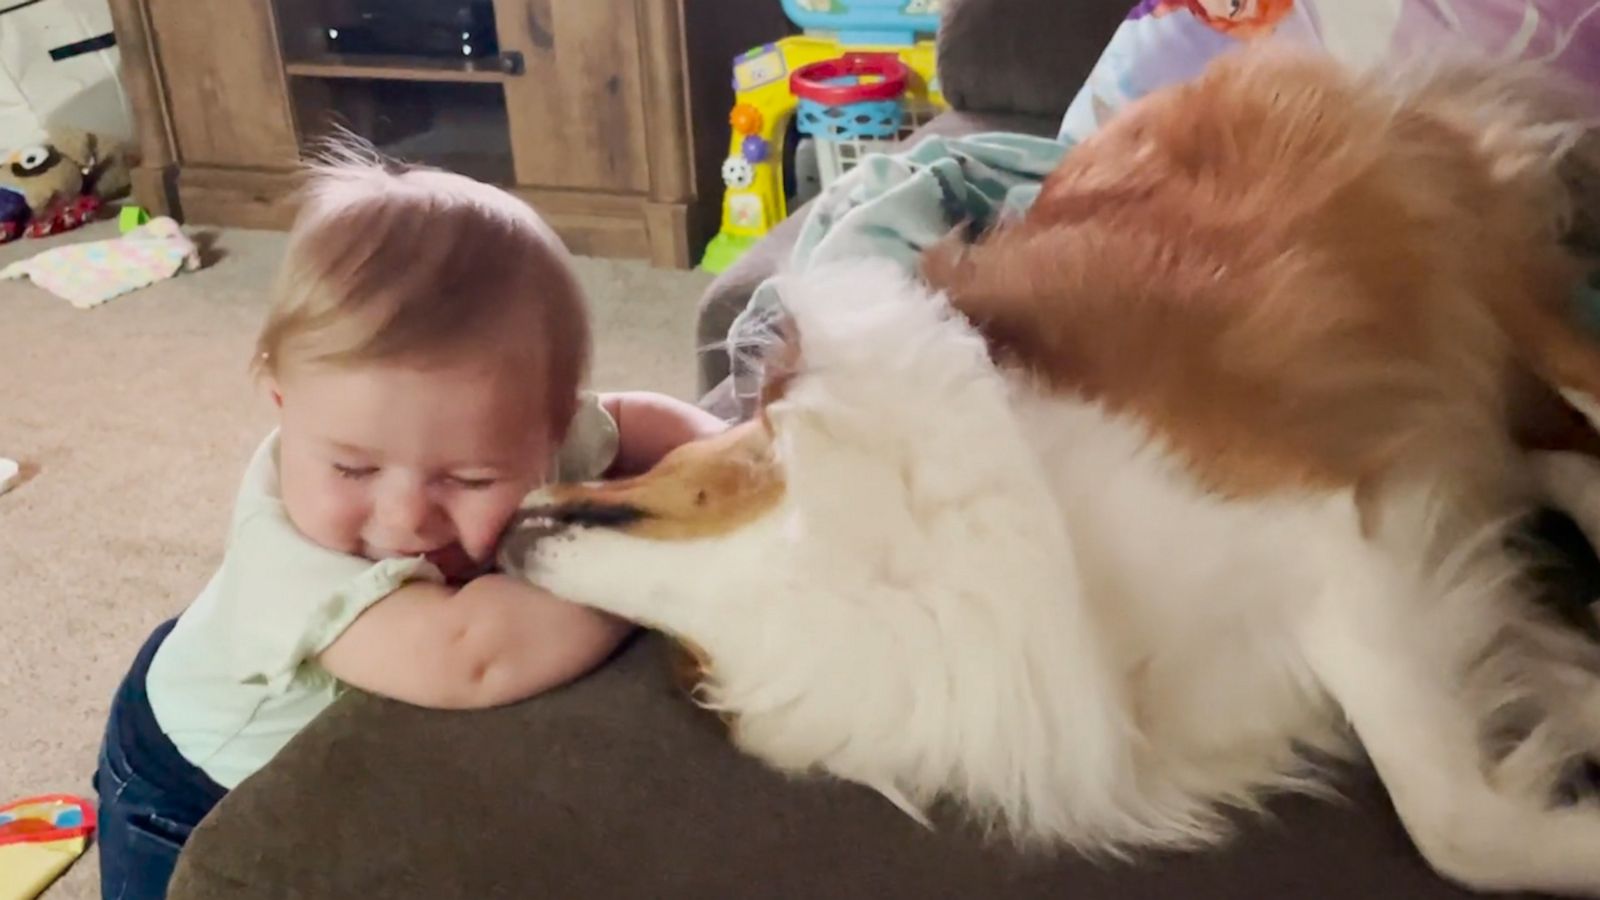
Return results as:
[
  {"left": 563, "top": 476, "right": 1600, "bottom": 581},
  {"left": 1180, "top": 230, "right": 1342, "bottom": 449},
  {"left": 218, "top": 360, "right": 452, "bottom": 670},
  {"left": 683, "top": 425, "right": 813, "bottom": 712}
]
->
[{"left": 378, "top": 483, "right": 440, "bottom": 539}]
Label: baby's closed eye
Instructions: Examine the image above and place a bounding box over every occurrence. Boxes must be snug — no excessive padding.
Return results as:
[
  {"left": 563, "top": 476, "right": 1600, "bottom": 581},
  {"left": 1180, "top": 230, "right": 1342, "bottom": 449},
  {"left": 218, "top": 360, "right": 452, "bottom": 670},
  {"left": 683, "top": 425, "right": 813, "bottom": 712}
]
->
[{"left": 333, "top": 462, "right": 377, "bottom": 480}]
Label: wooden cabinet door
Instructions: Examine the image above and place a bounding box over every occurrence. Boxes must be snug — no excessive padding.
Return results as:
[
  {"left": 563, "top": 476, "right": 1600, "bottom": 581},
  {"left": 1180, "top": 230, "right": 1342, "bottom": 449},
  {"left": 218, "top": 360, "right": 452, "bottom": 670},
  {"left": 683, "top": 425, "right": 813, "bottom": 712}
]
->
[
  {"left": 494, "top": 0, "right": 657, "bottom": 193},
  {"left": 145, "top": 0, "right": 298, "bottom": 168}
]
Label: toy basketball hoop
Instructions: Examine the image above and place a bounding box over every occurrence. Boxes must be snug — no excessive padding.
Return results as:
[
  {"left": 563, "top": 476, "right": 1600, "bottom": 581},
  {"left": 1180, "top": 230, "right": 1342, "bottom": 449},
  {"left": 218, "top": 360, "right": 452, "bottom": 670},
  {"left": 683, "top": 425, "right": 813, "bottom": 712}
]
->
[{"left": 791, "top": 53, "right": 910, "bottom": 141}]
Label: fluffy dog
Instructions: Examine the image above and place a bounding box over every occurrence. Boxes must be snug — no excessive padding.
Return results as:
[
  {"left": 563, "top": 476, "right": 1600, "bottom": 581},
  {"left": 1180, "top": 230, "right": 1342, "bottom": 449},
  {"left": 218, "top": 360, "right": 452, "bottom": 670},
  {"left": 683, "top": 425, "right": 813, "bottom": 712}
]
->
[{"left": 503, "top": 49, "right": 1600, "bottom": 895}]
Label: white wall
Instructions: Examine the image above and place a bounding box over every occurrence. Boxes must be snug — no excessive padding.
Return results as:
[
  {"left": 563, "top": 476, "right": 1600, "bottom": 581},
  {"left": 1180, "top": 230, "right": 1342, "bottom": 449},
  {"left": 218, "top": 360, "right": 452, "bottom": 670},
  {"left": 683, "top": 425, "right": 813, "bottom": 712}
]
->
[{"left": 0, "top": 0, "right": 130, "bottom": 149}]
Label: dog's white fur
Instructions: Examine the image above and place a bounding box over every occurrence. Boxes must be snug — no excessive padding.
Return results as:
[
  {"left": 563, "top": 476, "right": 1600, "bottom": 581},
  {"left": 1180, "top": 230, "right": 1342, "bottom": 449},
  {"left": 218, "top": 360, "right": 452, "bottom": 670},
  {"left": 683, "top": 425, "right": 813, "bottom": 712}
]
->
[{"left": 519, "top": 261, "right": 1600, "bottom": 895}]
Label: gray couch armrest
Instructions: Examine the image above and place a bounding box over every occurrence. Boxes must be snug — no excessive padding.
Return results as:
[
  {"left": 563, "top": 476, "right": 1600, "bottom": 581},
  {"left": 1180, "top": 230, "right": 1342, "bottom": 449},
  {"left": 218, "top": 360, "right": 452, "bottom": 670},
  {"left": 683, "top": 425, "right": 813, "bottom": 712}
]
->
[
  {"left": 695, "top": 109, "right": 1060, "bottom": 397},
  {"left": 170, "top": 631, "right": 1489, "bottom": 899},
  {"left": 937, "top": 0, "right": 1129, "bottom": 121}
]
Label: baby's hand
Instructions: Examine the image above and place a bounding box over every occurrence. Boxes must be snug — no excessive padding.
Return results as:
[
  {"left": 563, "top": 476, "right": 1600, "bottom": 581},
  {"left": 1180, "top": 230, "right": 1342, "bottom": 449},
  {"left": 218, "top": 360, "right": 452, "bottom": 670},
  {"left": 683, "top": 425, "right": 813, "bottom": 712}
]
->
[{"left": 602, "top": 391, "right": 728, "bottom": 476}]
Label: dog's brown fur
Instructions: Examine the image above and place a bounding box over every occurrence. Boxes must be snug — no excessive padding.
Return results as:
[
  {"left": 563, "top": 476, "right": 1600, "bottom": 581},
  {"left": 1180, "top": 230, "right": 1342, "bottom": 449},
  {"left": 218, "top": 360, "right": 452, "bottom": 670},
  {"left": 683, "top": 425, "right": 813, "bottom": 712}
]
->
[
  {"left": 540, "top": 420, "right": 782, "bottom": 542},
  {"left": 922, "top": 49, "right": 1600, "bottom": 503}
]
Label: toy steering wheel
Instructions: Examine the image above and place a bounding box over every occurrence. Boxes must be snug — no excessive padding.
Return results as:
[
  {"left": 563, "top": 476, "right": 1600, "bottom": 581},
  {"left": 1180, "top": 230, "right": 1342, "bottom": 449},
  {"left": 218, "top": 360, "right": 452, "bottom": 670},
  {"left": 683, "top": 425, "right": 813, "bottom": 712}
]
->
[{"left": 789, "top": 53, "right": 909, "bottom": 105}]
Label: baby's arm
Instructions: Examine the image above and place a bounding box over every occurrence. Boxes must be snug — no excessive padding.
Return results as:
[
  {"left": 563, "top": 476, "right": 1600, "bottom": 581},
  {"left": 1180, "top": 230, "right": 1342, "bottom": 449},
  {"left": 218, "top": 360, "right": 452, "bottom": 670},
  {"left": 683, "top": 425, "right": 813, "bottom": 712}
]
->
[
  {"left": 318, "top": 393, "right": 720, "bottom": 707},
  {"left": 602, "top": 391, "right": 728, "bottom": 476},
  {"left": 318, "top": 574, "right": 630, "bottom": 710}
]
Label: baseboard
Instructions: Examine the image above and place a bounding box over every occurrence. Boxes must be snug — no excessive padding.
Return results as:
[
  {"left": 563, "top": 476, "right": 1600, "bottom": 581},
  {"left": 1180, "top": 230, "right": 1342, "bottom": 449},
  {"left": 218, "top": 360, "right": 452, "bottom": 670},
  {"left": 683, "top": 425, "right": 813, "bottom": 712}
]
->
[{"left": 164, "top": 165, "right": 698, "bottom": 268}]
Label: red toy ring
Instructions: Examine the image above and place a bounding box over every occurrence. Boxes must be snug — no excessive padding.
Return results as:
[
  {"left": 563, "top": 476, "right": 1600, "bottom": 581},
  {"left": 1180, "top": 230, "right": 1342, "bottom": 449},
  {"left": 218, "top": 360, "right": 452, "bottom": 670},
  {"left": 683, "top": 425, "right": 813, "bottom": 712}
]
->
[{"left": 790, "top": 53, "right": 909, "bottom": 105}]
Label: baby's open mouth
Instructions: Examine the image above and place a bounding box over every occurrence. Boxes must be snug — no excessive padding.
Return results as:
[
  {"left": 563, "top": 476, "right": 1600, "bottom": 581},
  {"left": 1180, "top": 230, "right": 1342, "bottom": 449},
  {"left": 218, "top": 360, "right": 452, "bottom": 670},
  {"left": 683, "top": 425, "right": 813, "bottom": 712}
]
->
[{"left": 420, "top": 544, "right": 480, "bottom": 582}]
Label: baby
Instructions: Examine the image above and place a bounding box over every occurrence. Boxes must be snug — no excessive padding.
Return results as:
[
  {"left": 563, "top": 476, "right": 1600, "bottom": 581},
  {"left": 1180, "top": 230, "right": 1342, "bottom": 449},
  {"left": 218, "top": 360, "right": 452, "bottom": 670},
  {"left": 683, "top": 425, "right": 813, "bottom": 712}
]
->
[{"left": 93, "top": 153, "right": 725, "bottom": 900}]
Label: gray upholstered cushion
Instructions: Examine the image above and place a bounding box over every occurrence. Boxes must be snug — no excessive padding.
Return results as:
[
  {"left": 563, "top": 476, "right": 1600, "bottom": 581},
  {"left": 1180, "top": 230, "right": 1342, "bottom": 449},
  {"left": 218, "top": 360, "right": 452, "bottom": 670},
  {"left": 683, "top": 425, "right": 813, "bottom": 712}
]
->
[
  {"left": 937, "top": 0, "right": 1129, "bottom": 120},
  {"left": 171, "top": 632, "right": 1499, "bottom": 900}
]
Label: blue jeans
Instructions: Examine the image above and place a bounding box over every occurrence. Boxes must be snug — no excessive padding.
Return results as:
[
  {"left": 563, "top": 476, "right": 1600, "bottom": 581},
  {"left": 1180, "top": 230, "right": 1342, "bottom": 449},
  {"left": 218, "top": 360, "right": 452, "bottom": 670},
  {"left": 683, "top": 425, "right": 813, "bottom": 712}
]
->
[{"left": 94, "top": 619, "right": 227, "bottom": 900}]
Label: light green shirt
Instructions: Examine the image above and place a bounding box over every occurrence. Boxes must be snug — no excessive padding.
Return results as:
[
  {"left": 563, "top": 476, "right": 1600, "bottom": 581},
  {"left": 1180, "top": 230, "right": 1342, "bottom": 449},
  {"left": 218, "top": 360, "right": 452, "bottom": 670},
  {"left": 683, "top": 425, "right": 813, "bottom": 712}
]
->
[{"left": 146, "top": 394, "right": 618, "bottom": 788}]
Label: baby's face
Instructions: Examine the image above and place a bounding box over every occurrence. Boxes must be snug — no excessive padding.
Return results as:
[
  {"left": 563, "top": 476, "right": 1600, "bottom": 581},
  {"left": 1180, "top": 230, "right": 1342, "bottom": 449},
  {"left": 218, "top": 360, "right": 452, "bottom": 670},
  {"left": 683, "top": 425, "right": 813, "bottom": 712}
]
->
[{"left": 272, "top": 360, "right": 553, "bottom": 580}]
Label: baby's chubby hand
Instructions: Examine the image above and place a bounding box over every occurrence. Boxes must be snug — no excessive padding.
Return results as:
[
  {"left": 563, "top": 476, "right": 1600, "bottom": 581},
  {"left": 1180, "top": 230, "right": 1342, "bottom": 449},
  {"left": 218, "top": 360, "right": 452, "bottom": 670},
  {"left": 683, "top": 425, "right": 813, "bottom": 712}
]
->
[{"left": 601, "top": 391, "right": 729, "bottom": 476}]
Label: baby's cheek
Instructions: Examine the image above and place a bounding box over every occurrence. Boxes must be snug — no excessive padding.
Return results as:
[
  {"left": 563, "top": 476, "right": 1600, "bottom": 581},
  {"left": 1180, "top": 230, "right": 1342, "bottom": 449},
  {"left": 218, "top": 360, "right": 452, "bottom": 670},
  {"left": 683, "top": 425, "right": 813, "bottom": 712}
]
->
[
  {"left": 456, "top": 487, "right": 531, "bottom": 562},
  {"left": 281, "top": 463, "right": 367, "bottom": 553}
]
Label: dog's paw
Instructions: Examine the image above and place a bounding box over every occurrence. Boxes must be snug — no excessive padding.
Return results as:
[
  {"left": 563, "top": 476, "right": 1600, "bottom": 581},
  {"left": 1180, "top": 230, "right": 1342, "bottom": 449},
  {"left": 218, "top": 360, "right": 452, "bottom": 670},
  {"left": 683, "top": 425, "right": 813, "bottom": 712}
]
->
[
  {"left": 1533, "top": 451, "right": 1600, "bottom": 553},
  {"left": 1554, "top": 756, "right": 1600, "bottom": 807}
]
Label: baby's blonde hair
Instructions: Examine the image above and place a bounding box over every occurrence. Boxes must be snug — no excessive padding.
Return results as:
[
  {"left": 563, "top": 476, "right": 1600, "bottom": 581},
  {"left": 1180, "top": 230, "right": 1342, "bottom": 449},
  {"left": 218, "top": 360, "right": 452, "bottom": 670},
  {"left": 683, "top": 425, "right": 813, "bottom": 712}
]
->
[{"left": 256, "top": 144, "right": 589, "bottom": 436}]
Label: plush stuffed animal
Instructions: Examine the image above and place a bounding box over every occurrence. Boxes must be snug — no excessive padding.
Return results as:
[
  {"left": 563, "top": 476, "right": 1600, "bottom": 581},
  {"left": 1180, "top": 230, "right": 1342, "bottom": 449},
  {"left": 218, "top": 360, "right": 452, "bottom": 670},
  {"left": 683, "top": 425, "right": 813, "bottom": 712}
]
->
[{"left": 0, "top": 127, "right": 134, "bottom": 243}]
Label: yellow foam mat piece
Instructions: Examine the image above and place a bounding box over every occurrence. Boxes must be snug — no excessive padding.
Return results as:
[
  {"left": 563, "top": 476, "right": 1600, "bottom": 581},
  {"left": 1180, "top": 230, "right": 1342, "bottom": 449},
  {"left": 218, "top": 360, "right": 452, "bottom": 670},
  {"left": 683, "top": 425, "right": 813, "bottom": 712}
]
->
[{"left": 0, "top": 837, "right": 90, "bottom": 900}]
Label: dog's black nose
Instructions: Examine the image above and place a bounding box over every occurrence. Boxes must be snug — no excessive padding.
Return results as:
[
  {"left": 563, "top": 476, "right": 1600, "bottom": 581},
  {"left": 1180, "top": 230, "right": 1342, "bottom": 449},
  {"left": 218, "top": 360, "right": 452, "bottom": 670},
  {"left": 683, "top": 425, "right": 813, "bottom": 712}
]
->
[
  {"left": 561, "top": 502, "right": 648, "bottom": 528},
  {"left": 527, "top": 502, "right": 648, "bottom": 530}
]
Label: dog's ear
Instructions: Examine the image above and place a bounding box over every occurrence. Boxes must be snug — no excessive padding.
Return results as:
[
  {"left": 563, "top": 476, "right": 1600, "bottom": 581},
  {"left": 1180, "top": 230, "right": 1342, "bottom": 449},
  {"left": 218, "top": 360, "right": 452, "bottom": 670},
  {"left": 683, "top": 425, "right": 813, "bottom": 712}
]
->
[{"left": 1393, "top": 56, "right": 1595, "bottom": 245}]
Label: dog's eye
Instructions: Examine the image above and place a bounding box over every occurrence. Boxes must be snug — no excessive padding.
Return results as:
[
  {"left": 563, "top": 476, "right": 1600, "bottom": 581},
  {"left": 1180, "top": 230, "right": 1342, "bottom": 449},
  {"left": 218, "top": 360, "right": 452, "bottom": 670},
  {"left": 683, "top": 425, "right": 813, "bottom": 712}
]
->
[
  {"left": 1228, "top": 0, "right": 1244, "bottom": 14},
  {"left": 694, "top": 489, "right": 708, "bottom": 507}
]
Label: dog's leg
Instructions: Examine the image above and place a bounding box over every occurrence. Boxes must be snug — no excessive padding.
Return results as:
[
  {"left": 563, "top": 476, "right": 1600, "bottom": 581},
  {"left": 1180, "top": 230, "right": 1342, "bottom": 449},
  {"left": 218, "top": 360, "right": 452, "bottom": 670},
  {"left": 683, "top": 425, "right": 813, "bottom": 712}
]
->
[
  {"left": 1503, "top": 291, "right": 1600, "bottom": 437},
  {"left": 1301, "top": 543, "right": 1600, "bottom": 896},
  {"left": 1533, "top": 450, "right": 1600, "bottom": 631},
  {"left": 1537, "top": 451, "right": 1600, "bottom": 548}
]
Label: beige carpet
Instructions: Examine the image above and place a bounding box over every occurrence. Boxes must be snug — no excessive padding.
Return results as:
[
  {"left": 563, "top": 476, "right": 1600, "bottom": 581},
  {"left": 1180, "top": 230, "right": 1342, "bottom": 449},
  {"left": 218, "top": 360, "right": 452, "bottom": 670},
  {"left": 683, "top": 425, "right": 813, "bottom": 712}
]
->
[{"left": 0, "top": 220, "right": 712, "bottom": 898}]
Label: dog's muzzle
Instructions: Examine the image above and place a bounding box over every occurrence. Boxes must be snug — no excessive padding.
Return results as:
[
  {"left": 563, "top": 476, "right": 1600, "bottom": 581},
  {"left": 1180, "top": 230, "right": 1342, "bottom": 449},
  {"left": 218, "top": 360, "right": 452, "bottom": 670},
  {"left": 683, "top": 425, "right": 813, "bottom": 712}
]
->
[
  {"left": 519, "top": 501, "right": 649, "bottom": 532},
  {"left": 499, "top": 500, "right": 649, "bottom": 568},
  {"left": 498, "top": 486, "right": 653, "bottom": 577},
  {"left": 499, "top": 496, "right": 643, "bottom": 573}
]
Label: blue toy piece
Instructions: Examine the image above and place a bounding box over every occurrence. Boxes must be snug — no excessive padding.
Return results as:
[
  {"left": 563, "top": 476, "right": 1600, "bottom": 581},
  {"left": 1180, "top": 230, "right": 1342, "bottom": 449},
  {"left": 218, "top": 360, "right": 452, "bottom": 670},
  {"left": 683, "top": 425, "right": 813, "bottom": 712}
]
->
[
  {"left": 0, "top": 187, "right": 28, "bottom": 242},
  {"left": 780, "top": 0, "right": 940, "bottom": 47},
  {"left": 796, "top": 93, "right": 904, "bottom": 140},
  {"left": 741, "top": 134, "right": 771, "bottom": 163}
]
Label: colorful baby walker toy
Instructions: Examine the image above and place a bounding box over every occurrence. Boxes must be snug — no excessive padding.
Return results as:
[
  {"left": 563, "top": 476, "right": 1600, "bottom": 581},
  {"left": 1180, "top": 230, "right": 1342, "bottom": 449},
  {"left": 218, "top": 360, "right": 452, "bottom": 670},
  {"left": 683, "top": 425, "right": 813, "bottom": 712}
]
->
[{"left": 700, "top": 0, "right": 945, "bottom": 273}]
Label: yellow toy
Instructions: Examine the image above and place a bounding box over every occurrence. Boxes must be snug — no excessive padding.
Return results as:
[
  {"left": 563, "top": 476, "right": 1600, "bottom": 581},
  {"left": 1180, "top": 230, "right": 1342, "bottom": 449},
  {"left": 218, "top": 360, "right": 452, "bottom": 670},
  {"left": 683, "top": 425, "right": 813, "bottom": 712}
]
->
[
  {"left": 700, "top": 0, "right": 944, "bottom": 273},
  {"left": 0, "top": 794, "right": 95, "bottom": 900}
]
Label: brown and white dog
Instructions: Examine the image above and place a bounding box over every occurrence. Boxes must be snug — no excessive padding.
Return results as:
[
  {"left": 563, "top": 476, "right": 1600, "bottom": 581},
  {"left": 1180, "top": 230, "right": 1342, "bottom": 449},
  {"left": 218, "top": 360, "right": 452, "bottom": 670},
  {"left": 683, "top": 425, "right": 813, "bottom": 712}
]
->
[{"left": 502, "top": 49, "right": 1600, "bottom": 895}]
